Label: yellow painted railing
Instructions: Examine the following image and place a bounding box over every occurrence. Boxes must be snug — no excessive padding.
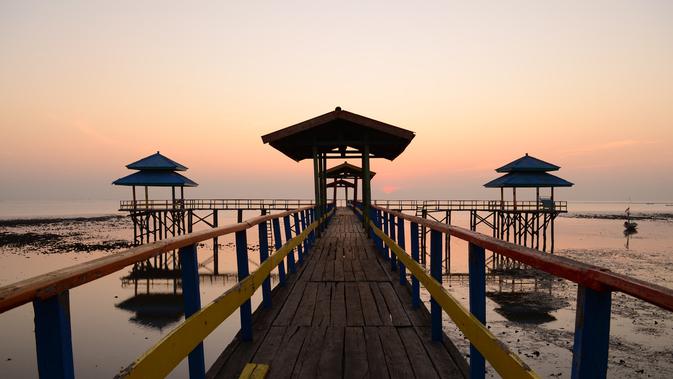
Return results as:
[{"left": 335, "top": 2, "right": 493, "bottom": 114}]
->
[
  {"left": 117, "top": 210, "right": 332, "bottom": 379},
  {"left": 372, "top": 223, "right": 538, "bottom": 379}
]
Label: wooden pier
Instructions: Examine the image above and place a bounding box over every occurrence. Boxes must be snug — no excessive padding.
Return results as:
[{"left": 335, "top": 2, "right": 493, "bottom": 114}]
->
[{"left": 207, "top": 208, "right": 467, "bottom": 379}]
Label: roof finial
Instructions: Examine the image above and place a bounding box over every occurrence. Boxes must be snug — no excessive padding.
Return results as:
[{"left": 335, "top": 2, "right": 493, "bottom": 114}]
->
[
  {"left": 525, "top": 152, "right": 528, "bottom": 156},
  {"left": 335, "top": 106, "right": 342, "bottom": 111}
]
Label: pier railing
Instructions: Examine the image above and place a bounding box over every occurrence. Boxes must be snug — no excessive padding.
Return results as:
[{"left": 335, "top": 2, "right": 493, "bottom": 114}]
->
[
  {"left": 119, "top": 198, "right": 315, "bottom": 211},
  {"left": 357, "top": 203, "right": 673, "bottom": 379},
  {"left": 373, "top": 199, "right": 568, "bottom": 212},
  {"left": 0, "top": 204, "right": 334, "bottom": 379}
]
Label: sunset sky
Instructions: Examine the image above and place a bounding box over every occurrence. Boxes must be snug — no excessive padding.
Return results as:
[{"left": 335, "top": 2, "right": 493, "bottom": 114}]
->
[{"left": 1, "top": 1, "right": 672, "bottom": 202}]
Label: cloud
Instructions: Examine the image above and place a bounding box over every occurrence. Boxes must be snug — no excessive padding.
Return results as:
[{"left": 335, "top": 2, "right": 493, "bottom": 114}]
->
[{"left": 382, "top": 185, "right": 399, "bottom": 194}]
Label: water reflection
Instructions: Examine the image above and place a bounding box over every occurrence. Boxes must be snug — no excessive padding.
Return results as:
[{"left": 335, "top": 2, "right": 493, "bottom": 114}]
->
[
  {"left": 624, "top": 228, "right": 637, "bottom": 250},
  {"left": 116, "top": 259, "right": 277, "bottom": 330},
  {"left": 484, "top": 270, "right": 566, "bottom": 325}
]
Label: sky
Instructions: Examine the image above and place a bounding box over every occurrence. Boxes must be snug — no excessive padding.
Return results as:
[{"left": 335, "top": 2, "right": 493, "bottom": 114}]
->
[{"left": 1, "top": 1, "right": 672, "bottom": 202}]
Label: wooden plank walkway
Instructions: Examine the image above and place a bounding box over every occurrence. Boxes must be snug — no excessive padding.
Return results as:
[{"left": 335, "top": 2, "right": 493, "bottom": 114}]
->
[{"left": 208, "top": 208, "right": 468, "bottom": 379}]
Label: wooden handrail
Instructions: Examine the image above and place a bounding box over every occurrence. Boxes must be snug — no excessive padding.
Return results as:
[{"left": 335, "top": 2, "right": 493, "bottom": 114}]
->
[
  {"left": 0, "top": 206, "right": 315, "bottom": 314},
  {"left": 372, "top": 205, "right": 673, "bottom": 312}
]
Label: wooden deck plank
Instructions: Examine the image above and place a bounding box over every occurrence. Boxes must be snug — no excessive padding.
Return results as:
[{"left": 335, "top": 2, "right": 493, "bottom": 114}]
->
[
  {"left": 363, "top": 327, "right": 390, "bottom": 379},
  {"left": 294, "top": 326, "right": 328, "bottom": 379},
  {"left": 316, "top": 326, "right": 344, "bottom": 379},
  {"left": 292, "top": 282, "right": 318, "bottom": 326},
  {"left": 330, "top": 282, "right": 346, "bottom": 326},
  {"left": 378, "top": 282, "right": 411, "bottom": 327},
  {"left": 273, "top": 281, "right": 307, "bottom": 326},
  {"left": 379, "top": 327, "right": 415, "bottom": 379},
  {"left": 344, "top": 327, "right": 368, "bottom": 379},
  {"left": 399, "top": 327, "right": 440, "bottom": 379},
  {"left": 358, "top": 282, "right": 382, "bottom": 326},
  {"left": 345, "top": 282, "right": 364, "bottom": 326},
  {"left": 312, "top": 282, "right": 331, "bottom": 327}
]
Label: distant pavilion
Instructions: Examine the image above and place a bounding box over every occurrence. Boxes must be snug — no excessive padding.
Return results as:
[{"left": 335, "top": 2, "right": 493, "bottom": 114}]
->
[
  {"left": 484, "top": 153, "right": 573, "bottom": 209},
  {"left": 113, "top": 151, "right": 198, "bottom": 209},
  {"left": 323, "top": 161, "right": 376, "bottom": 205}
]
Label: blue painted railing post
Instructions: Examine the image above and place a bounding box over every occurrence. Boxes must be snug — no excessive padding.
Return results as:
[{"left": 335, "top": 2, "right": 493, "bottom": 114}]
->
[
  {"left": 397, "top": 216, "right": 406, "bottom": 285},
  {"left": 376, "top": 210, "right": 384, "bottom": 256},
  {"left": 389, "top": 213, "right": 397, "bottom": 271},
  {"left": 258, "top": 220, "right": 272, "bottom": 308},
  {"left": 571, "top": 286, "right": 612, "bottom": 379},
  {"left": 430, "top": 230, "right": 443, "bottom": 341},
  {"left": 300, "top": 210, "right": 309, "bottom": 253},
  {"left": 179, "top": 244, "right": 206, "bottom": 378},
  {"left": 235, "top": 231, "right": 253, "bottom": 341},
  {"left": 468, "top": 242, "right": 486, "bottom": 379},
  {"left": 410, "top": 222, "right": 420, "bottom": 308},
  {"left": 33, "top": 291, "right": 75, "bottom": 379},
  {"left": 293, "top": 212, "right": 304, "bottom": 265},
  {"left": 272, "top": 218, "right": 286, "bottom": 286},
  {"left": 383, "top": 212, "right": 390, "bottom": 260},
  {"left": 283, "top": 216, "right": 296, "bottom": 274}
]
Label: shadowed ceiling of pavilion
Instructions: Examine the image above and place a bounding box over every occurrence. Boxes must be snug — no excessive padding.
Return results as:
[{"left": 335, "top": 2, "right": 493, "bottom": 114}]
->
[{"left": 261, "top": 107, "right": 415, "bottom": 162}]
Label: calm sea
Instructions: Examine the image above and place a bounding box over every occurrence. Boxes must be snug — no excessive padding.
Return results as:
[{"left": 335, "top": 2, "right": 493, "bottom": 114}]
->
[{"left": 1, "top": 200, "right": 672, "bottom": 378}]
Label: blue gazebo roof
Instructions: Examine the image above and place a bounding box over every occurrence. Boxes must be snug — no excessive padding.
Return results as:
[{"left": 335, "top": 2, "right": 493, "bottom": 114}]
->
[
  {"left": 126, "top": 152, "right": 188, "bottom": 171},
  {"left": 484, "top": 172, "right": 573, "bottom": 188},
  {"left": 113, "top": 171, "right": 198, "bottom": 187},
  {"left": 496, "top": 154, "right": 560, "bottom": 173}
]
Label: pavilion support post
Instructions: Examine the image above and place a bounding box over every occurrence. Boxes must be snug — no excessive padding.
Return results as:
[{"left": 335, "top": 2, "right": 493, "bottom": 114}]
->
[
  {"left": 333, "top": 179, "right": 337, "bottom": 205},
  {"left": 144, "top": 186, "right": 149, "bottom": 209},
  {"left": 513, "top": 187, "right": 517, "bottom": 211},
  {"left": 321, "top": 154, "right": 327, "bottom": 216},
  {"left": 213, "top": 210, "right": 219, "bottom": 275},
  {"left": 132, "top": 186, "right": 137, "bottom": 210},
  {"left": 362, "top": 144, "right": 372, "bottom": 234},
  {"left": 354, "top": 178, "right": 359, "bottom": 206},
  {"left": 312, "top": 147, "right": 322, "bottom": 232}
]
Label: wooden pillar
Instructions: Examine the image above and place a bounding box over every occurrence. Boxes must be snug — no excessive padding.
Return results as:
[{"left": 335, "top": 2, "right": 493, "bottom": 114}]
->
[
  {"left": 332, "top": 179, "right": 337, "bottom": 205},
  {"left": 213, "top": 210, "right": 219, "bottom": 275},
  {"left": 144, "top": 186, "right": 149, "bottom": 209},
  {"left": 362, "top": 144, "right": 371, "bottom": 233},
  {"left": 132, "top": 186, "right": 137, "bottom": 209},
  {"left": 312, "top": 147, "right": 321, "bottom": 213},
  {"left": 353, "top": 177, "right": 359, "bottom": 205}
]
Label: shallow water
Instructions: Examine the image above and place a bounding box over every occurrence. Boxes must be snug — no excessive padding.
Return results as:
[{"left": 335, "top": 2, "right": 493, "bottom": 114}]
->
[{"left": 1, "top": 202, "right": 672, "bottom": 378}]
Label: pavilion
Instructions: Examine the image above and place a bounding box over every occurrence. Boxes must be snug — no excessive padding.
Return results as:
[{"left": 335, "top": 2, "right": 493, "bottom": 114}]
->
[
  {"left": 484, "top": 153, "right": 573, "bottom": 210},
  {"left": 323, "top": 161, "right": 376, "bottom": 205},
  {"left": 113, "top": 151, "right": 198, "bottom": 209},
  {"left": 261, "top": 106, "right": 414, "bottom": 230}
]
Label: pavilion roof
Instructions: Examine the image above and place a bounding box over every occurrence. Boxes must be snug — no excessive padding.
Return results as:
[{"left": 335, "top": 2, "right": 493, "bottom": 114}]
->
[
  {"left": 112, "top": 171, "right": 198, "bottom": 187},
  {"left": 126, "top": 151, "right": 188, "bottom": 171},
  {"left": 484, "top": 172, "right": 573, "bottom": 188},
  {"left": 495, "top": 153, "right": 560, "bottom": 173},
  {"left": 261, "top": 107, "right": 415, "bottom": 161},
  {"left": 324, "top": 161, "right": 376, "bottom": 179}
]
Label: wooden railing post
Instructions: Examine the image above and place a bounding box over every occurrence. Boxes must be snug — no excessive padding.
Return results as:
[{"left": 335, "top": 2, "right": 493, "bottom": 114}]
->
[
  {"left": 571, "top": 286, "right": 612, "bottom": 379},
  {"left": 33, "top": 291, "right": 75, "bottom": 379},
  {"left": 272, "top": 218, "right": 286, "bottom": 286},
  {"left": 300, "top": 210, "right": 309, "bottom": 253},
  {"left": 283, "top": 216, "right": 297, "bottom": 274},
  {"left": 375, "top": 210, "right": 384, "bottom": 255},
  {"left": 430, "top": 230, "right": 443, "bottom": 341},
  {"left": 383, "top": 212, "right": 390, "bottom": 260},
  {"left": 290, "top": 213, "right": 303, "bottom": 265},
  {"left": 235, "top": 231, "right": 253, "bottom": 341},
  {"left": 257, "top": 220, "right": 272, "bottom": 308},
  {"left": 179, "top": 244, "right": 206, "bottom": 378},
  {"left": 389, "top": 213, "right": 397, "bottom": 271},
  {"left": 397, "top": 216, "right": 407, "bottom": 285},
  {"left": 409, "top": 222, "right": 420, "bottom": 308},
  {"left": 468, "top": 242, "right": 486, "bottom": 379}
]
